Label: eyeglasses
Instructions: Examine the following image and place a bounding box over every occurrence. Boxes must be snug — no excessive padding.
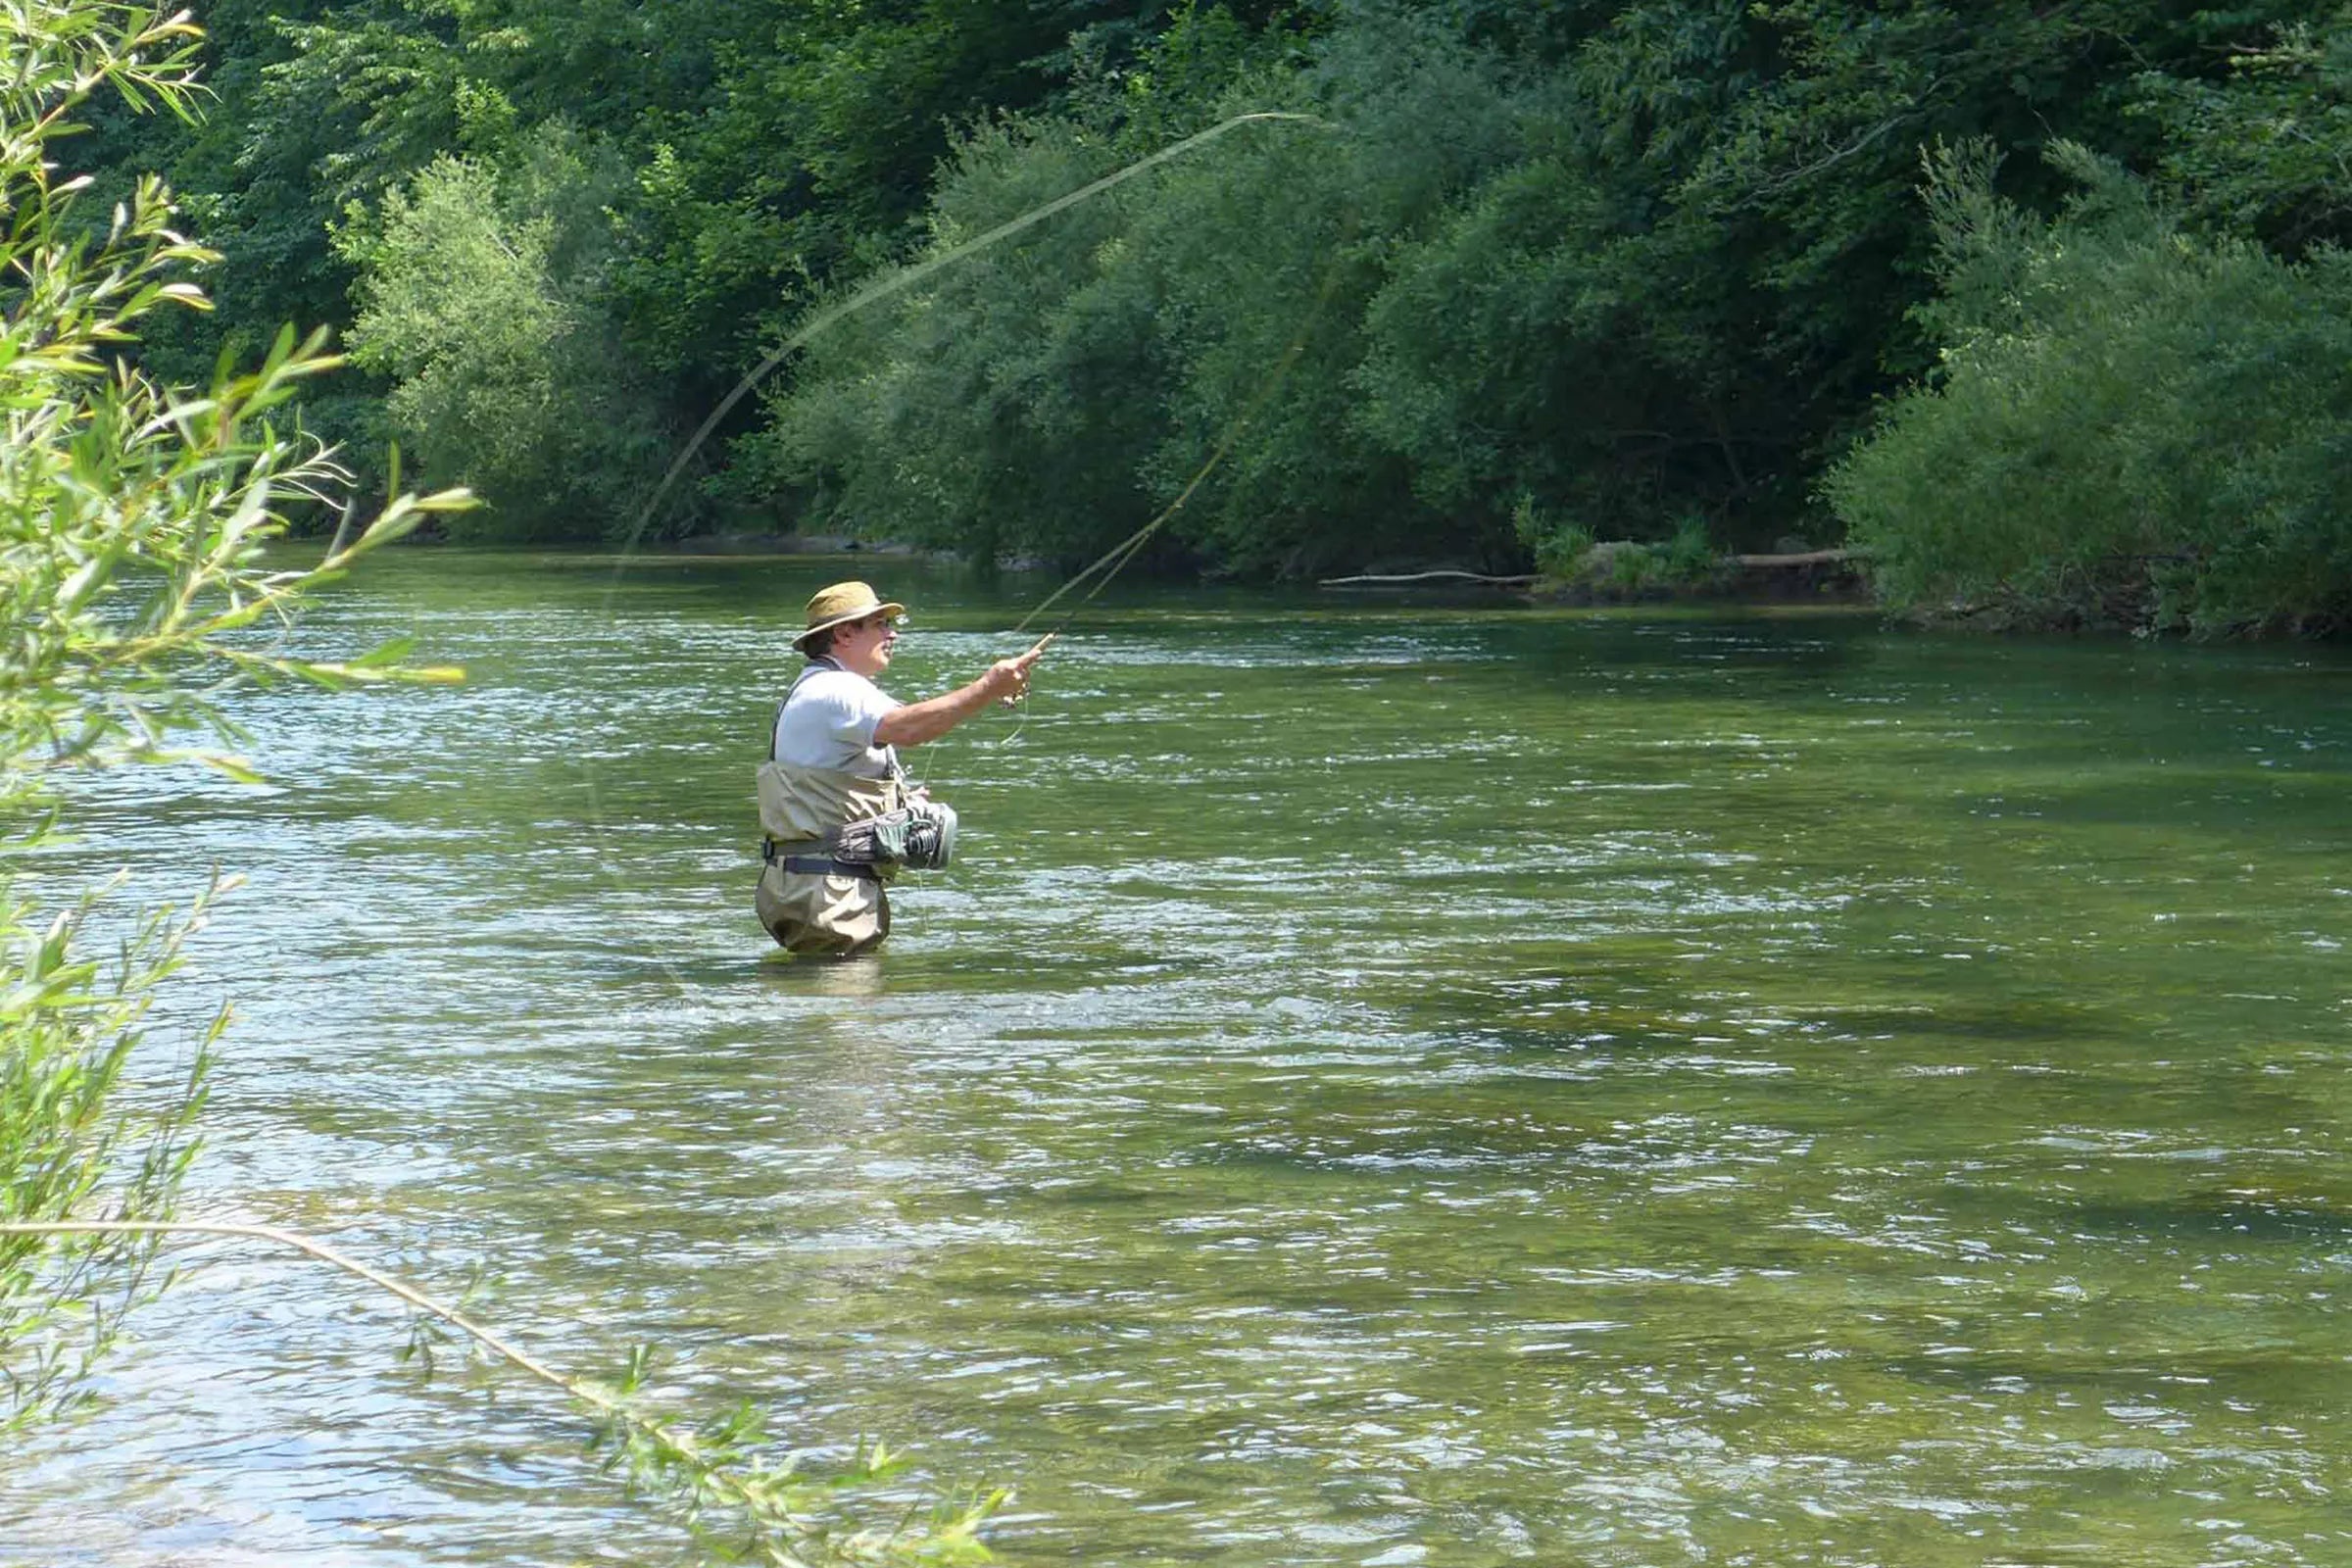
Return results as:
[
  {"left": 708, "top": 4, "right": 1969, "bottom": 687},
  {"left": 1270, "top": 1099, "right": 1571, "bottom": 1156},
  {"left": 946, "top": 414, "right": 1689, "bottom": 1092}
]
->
[{"left": 858, "top": 613, "right": 901, "bottom": 633}]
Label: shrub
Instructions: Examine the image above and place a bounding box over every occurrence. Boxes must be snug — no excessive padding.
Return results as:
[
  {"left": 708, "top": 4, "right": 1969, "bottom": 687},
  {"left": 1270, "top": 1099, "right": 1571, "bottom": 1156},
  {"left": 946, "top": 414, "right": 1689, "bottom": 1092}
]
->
[
  {"left": 1829, "top": 141, "right": 2352, "bottom": 636},
  {"left": 1514, "top": 493, "right": 1593, "bottom": 578}
]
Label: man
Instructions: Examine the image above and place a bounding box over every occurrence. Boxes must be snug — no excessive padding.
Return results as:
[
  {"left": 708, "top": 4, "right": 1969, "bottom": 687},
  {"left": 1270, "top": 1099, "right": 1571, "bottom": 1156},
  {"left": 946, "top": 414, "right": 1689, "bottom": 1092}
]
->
[{"left": 755, "top": 581, "right": 1049, "bottom": 955}]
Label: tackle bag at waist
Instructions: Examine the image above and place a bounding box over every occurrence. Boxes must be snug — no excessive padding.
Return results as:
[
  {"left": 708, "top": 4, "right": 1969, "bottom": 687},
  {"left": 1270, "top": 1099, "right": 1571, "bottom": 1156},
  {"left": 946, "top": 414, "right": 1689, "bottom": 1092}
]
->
[{"left": 834, "top": 798, "right": 958, "bottom": 870}]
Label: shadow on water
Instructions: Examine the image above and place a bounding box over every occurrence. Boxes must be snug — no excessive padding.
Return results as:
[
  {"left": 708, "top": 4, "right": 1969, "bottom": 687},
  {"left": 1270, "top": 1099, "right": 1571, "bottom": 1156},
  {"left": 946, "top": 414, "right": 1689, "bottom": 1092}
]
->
[
  {"left": 1784, "top": 1000, "right": 2132, "bottom": 1044},
  {"left": 2009, "top": 1192, "right": 2352, "bottom": 1246}
]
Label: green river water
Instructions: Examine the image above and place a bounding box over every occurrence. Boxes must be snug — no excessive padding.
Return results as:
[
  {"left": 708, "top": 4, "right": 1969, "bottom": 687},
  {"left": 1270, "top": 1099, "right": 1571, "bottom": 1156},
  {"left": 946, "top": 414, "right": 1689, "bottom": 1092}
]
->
[{"left": 6, "top": 552, "right": 2350, "bottom": 1567}]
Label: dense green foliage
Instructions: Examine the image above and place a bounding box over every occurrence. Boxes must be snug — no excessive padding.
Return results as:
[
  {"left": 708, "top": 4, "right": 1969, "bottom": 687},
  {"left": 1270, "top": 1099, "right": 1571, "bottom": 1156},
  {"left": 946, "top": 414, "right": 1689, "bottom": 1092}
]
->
[
  {"left": 1829, "top": 140, "right": 2352, "bottom": 636},
  {"left": 333, "top": 131, "right": 674, "bottom": 539},
  {"left": 119, "top": 0, "right": 1261, "bottom": 538},
  {"left": 74, "top": 0, "right": 2352, "bottom": 624},
  {"left": 2132, "top": 10, "right": 2352, "bottom": 257},
  {"left": 1830, "top": 6, "right": 2352, "bottom": 634},
  {"left": 757, "top": 0, "right": 2347, "bottom": 582}
]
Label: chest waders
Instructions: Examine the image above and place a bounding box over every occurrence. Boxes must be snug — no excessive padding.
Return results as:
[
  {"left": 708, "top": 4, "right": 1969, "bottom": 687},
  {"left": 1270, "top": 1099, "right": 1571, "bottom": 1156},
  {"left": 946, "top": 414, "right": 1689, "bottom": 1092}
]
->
[
  {"left": 755, "top": 662, "right": 908, "bottom": 955},
  {"left": 759, "top": 656, "right": 981, "bottom": 954}
]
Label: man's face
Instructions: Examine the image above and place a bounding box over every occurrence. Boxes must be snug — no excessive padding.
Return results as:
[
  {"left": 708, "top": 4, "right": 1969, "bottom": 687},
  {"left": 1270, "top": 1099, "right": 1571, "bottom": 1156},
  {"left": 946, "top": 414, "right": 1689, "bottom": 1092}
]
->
[{"left": 832, "top": 612, "right": 900, "bottom": 676}]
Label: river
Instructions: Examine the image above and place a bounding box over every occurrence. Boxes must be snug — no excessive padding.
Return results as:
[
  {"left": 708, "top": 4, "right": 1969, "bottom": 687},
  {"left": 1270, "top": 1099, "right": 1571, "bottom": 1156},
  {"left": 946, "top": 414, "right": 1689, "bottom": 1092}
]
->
[{"left": 7, "top": 551, "right": 2350, "bottom": 1566}]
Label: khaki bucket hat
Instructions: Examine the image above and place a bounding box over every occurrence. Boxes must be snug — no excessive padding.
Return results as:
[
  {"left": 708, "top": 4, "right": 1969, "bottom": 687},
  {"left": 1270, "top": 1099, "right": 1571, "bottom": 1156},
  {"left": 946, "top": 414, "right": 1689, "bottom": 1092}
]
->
[{"left": 793, "top": 580, "right": 906, "bottom": 652}]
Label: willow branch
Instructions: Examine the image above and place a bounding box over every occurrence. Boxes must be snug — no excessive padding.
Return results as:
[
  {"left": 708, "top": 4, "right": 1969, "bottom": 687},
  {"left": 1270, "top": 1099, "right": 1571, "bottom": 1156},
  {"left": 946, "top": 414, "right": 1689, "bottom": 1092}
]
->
[{"left": 0, "top": 1219, "right": 737, "bottom": 1482}]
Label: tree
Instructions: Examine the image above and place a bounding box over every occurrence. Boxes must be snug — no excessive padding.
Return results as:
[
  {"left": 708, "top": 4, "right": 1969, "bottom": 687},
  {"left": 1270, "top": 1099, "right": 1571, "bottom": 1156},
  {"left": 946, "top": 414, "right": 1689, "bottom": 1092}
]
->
[
  {"left": 762, "top": 1, "right": 2317, "bottom": 573},
  {"left": 2135, "top": 6, "right": 2352, "bottom": 255},
  {"left": 336, "top": 125, "right": 683, "bottom": 539}
]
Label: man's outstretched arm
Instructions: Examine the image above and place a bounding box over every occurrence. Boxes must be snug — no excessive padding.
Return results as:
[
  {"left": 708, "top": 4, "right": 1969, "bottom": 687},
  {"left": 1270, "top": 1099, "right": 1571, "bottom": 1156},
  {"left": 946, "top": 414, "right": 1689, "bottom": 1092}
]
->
[{"left": 873, "top": 636, "right": 1053, "bottom": 749}]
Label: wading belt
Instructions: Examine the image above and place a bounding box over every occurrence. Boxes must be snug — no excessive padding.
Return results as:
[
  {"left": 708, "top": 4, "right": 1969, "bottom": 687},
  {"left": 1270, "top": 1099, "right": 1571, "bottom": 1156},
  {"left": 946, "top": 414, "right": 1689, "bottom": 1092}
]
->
[{"left": 760, "top": 838, "right": 879, "bottom": 881}]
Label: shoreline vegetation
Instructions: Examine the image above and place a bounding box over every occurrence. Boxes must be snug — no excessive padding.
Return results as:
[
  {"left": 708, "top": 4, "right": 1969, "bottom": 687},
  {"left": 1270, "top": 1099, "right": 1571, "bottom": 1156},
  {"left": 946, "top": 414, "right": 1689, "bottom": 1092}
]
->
[
  {"left": 630, "top": 536, "right": 1873, "bottom": 609},
  {"left": 79, "top": 0, "right": 2351, "bottom": 640}
]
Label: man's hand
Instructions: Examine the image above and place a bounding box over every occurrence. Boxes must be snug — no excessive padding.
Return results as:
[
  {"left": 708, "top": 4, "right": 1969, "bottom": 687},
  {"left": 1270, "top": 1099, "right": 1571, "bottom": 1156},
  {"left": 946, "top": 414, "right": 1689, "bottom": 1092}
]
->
[{"left": 984, "top": 633, "right": 1054, "bottom": 706}]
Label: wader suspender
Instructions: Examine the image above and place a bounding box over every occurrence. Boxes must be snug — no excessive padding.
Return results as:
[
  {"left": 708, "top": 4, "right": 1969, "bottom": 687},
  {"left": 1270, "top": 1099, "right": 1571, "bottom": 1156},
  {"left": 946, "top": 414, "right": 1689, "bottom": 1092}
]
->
[
  {"left": 769, "top": 657, "right": 910, "bottom": 781},
  {"left": 769, "top": 655, "right": 843, "bottom": 763}
]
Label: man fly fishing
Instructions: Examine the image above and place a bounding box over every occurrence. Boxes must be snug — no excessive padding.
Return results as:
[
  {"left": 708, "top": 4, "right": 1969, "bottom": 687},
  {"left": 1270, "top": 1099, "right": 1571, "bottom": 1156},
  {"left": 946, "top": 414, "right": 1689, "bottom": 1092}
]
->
[{"left": 756, "top": 581, "right": 1051, "bottom": 956}]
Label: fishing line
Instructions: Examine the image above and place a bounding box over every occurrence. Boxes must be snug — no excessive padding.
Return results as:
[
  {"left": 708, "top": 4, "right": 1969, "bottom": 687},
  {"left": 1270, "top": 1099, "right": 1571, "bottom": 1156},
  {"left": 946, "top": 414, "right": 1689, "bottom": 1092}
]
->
[
  {"left": 1013, "top": 332, "right": 1318, "bottom": 642},
  {"left": 975, "top": 299, "right": 1331, "bottom": 751},
  {"left": 616, "top": 111, "right": 1332, "bottom": 557},
  {"left": 921, "top": 209, "right": 1348, "bottom": 760}
]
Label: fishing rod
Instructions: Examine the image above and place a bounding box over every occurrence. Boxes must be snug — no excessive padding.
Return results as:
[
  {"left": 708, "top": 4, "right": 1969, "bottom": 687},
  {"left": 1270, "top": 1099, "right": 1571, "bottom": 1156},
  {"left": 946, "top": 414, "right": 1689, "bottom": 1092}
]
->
[
  {"left": 952, "top": 210, "right": 1350, "bottom": 753},
  {"left": 1010, "top": 336, "right": 1313, "bottom": 643},
  {"left": 593, "top": 109, "right": 1344, "bottom": 915}
]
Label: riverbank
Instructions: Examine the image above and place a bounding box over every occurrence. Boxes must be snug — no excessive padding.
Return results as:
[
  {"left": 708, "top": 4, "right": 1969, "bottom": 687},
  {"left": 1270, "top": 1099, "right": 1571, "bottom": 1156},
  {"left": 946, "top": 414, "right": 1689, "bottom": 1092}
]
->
[
  {"left": 403, "top": 523, "right": 1886, "bottom": 616},
  {"left": 1318, "top": 543, "right": 1871, "bottom": 609},
  {"left": 652, "top": 531, "right": 922, "bottom": 557}
]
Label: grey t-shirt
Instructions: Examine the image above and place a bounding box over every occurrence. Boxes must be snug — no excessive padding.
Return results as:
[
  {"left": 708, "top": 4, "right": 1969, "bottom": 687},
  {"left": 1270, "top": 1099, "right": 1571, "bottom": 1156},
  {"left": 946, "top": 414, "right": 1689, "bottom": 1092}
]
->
[{"left": 772, "top": 662, "right": 902, "bottom": 778}]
